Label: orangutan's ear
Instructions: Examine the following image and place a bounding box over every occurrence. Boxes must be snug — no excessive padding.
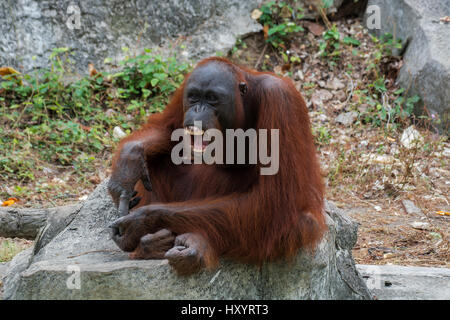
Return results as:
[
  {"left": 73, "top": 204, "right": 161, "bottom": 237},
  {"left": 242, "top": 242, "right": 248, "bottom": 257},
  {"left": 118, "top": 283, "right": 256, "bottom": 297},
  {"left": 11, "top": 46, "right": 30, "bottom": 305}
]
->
[{"left": 239, "top": 82, "right": 248, "bottom": 96}]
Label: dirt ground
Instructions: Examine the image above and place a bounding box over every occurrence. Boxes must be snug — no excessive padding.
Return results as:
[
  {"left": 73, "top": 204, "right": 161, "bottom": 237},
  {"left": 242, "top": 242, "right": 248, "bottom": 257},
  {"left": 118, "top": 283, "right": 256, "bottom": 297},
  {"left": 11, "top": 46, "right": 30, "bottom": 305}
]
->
[
  {"left": 231, "top": 17, "right": 449, "bottom": 267},
  {"left": 1, "top": 17, "right": 448, "bottom": 267}
]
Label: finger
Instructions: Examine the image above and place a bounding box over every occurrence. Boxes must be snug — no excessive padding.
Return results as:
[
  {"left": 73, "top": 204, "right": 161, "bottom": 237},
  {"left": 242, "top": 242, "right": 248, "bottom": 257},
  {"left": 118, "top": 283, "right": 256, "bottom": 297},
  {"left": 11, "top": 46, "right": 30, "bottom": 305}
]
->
[
  {"left": 154, "top": 229, "right": 174, "bottom": 238},
  {"left": 108, "top": 220, "right": 119, "bottom": 230},
  {"left": 109, "top": 226, "right": 118, "bottom": 240},
  {"left": 141, "top": 173, "right": 152, "bottom": 191},
  {"left": 107, "top": 179, "right": 123, "bottom": 206},
  {"left": 140, "top": 157, "right": 153, "bottom": 191},
  {"left": 164, "top": 251, "right": 179, "bottom": 261},
  {"left": 129, "top": 196, "right": 141, "bottom": 209},
  {"left": 108, "top": 216, "right": 125, "bottom": 231},
  {"left": 174, "top": 235, "right": 188, "bottom": 246},
  {"left": 156, "top": 234, "right": 176, "bottom": 245},
  {"left": 140, "top": 233, "right": 155, "bottom": 245},
  {"left": 187, "top": 247, "right": 198, "bottom": 257},
  {"left": 165, "top": 246, "right": 187, "bottom": 258},
  {"left": 110, "top": 226, "right": 122, "bottom": 243},
  {"left": 118, "top": 194, "right": 130, "bottom": 216}
]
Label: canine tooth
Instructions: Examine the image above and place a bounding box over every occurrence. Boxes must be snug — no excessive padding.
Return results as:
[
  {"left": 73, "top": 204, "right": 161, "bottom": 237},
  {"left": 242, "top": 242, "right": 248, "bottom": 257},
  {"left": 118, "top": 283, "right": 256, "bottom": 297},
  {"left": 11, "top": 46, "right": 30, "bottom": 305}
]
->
[{"left": 184, "top": 126, "right": 204, "bottom": 136}]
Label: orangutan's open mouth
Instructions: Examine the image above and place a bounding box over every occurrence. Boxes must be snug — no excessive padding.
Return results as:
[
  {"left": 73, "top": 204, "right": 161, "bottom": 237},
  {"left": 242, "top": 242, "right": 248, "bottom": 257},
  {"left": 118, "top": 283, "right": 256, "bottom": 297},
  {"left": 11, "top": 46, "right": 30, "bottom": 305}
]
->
[{"left": 184, "top": 125, "right": 210, "bottom": 153}]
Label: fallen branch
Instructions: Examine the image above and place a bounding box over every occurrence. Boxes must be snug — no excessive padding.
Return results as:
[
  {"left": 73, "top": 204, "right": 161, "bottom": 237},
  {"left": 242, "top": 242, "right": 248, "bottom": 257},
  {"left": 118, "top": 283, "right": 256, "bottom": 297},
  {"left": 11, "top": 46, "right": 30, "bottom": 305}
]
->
[
  {"left": 0, "top": 203, "right": 80, "bottom": 240},
  {"left": 0, "top": 207, "right": 49, "bottom": 239},
  {"left": 317, "top": 6, "right": 332, "bottom": 30}
]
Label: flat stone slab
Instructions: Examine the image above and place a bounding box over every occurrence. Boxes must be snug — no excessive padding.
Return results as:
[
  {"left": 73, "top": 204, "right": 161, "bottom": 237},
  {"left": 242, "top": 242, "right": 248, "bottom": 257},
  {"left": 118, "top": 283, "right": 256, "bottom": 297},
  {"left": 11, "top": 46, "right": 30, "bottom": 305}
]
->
[
  {"left": 357, "top": 264, "right": 450, "bottom": 300},
  {"left": 2, "top": 180, "right": 371, "bottom": 300}
]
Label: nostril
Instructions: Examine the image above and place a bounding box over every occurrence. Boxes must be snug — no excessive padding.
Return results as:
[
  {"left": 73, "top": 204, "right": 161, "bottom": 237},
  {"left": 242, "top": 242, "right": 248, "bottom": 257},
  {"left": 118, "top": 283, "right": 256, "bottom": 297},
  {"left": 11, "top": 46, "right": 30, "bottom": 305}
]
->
[{"left": 194, "top": 104, "right": 207, "bottom": 113}]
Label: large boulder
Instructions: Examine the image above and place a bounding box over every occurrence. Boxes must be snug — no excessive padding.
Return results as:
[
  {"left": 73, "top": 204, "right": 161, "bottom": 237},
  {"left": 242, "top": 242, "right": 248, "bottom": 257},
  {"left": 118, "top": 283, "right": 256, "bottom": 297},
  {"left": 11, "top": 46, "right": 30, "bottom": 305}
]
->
[
  {"left": 0, "top": 0, "right": 263, "bottom": 74},
  {"left": 0, "top": 0, "right": 352, "bottom": 75},
  {"left": 2, "top": 180, "right": 371, "bottom": 300},
  {"left": 364, "top": 0, "right": 450, "bottom": 132}
]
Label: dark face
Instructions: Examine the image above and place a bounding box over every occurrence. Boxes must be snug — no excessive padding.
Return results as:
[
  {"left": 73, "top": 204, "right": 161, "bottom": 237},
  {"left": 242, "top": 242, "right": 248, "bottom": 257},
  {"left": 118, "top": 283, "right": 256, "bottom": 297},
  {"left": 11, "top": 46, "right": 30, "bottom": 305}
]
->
[
  {"left": 183, "top": 62, "right": 237, "bottom": 133},
  {"left": 182, "top": 62, "right": 248, "bottom": 153}
]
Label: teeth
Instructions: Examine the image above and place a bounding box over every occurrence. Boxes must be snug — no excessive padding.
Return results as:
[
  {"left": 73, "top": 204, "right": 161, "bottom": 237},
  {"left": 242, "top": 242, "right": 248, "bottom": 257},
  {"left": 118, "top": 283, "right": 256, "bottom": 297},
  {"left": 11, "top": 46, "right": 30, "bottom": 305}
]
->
[{"left": 184, "top": 126, "right": 204, "bottom": 136}]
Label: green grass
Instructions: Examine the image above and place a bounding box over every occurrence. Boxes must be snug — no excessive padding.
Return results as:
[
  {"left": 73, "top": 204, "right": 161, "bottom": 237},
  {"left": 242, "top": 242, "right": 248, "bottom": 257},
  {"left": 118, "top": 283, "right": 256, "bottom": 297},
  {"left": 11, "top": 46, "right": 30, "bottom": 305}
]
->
[{"left": 0, "top": 238, "right": 32, "bottom": 262}]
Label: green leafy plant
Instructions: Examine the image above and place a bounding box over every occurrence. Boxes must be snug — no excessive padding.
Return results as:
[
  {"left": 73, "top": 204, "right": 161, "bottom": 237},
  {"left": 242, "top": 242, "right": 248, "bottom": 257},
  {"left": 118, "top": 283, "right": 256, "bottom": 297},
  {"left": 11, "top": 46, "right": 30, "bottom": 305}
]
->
[
  {"left": 313, "top": 125, "right": 332, "bottom": 145},
  {"left": 231, "top": 38, "right": 248, "bottom": 56},
  {"left": 319, "top": 24, "right": 341, "bottom": 61},
  {"left": 319, "top": 24, "right": 361, "bottom": 65},
  {"left": 0, "top": 239, "right": 32, "bottom": 262},
  {"left": 113, "top": 48, "right": 189, "bottom": 112},
  {"left": 366, "top": 32, "right": 402, "bottom": 75},
  {"left": 0, "top": 47, "right": 191, "bottom": 181},
  {"left": 341, "top": 32, "right": 421, "bottom": 129},
  {"left": 355, "top": 81, "right": 420, "bottom": 128},
  {"left": 343, "top": 36, "right": 361, "bottom": 46},
  {"left": 258, "top": 1, "right": 304, "bottom": 49}
]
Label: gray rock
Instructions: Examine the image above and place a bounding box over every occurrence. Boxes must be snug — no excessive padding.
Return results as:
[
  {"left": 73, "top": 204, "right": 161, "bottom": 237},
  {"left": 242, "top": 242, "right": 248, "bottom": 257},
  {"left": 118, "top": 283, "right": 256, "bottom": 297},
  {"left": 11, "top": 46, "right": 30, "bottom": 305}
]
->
[
  {"left": 0, "top": 0, "right": 350, "bottom": 75},
  {"left": 1, "top": 248, "right": 33, "bottom": 300},
  {"left": 112, "top": 126, "right": 127, "bottom": 139},
  {"left": 335, "top": 111, "right": 358, "bottom": 126},
  {"left": 326, "top": 78, "right": 346, "bottom": 90},
  {"left": 0, "top": 0, "right": 263, "bottom": 74},
  {"left": 357, "top": 264, "right": 450, "bottom": 300},
  {"left": 364, "top": 0, "right": 450, "bottom": 132},
  {"left": 409, "top": 221, "right": 431, "bottom": 230},
  {"left": 33, "top": 204, "right": 81, "bottom": 255},
  {"left": 0, "top": 262, "right": 8, "bottom": 281},
  {"left": 401, "top": 199, "right": 423, "bottom": 215},
  {"left": 400, "top": 125, "right": 424, "bottom": 149},
  {"left": 311, "top": 89, "right": 334, "bottom": 107},
  {"left": 0, "top": 262, "right": 7, "bottom": 299},
  {"left": 0, "top": 262, "right": 7, "bottom": 300},
  {"left": 2, "top": 180, "right": 371, "bottom": 300}
]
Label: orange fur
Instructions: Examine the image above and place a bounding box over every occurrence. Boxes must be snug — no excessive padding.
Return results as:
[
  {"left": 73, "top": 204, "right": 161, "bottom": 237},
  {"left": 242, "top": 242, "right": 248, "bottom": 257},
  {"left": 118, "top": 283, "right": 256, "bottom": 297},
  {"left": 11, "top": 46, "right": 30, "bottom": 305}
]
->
[{"left": 111, "top": 57, "right": 326, "bottom": 267}]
